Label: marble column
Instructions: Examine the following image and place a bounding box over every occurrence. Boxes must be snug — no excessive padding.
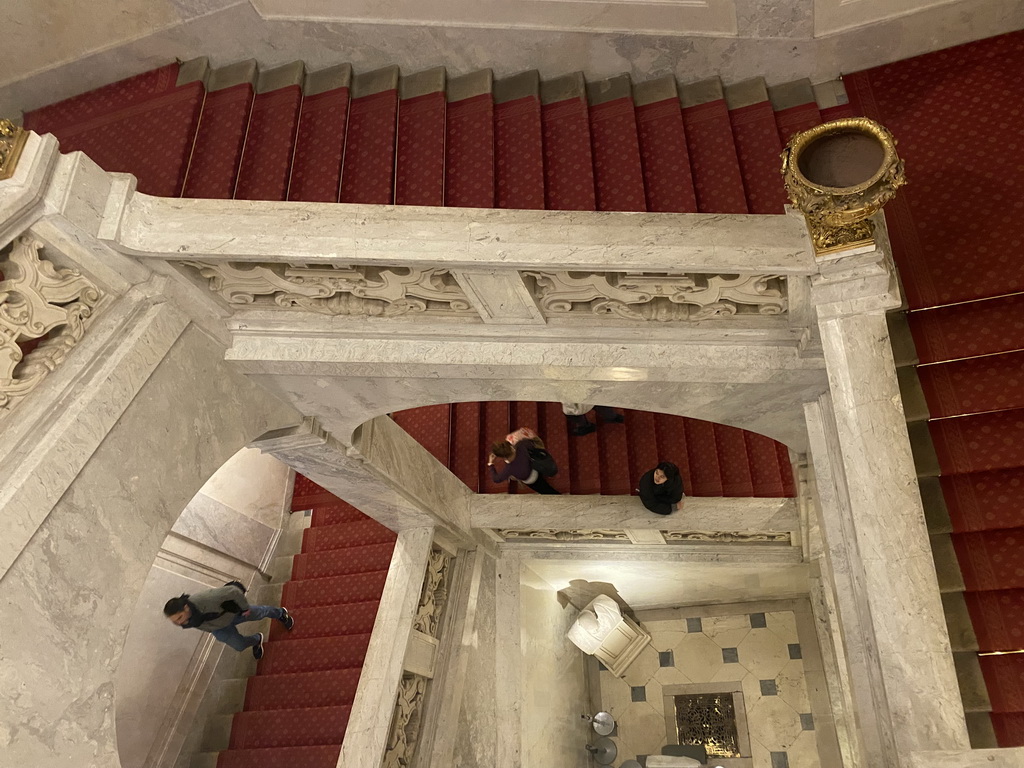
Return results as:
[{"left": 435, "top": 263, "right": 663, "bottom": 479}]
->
[{"left": 809, "top": 243, "right": 968, "bottom": 766}]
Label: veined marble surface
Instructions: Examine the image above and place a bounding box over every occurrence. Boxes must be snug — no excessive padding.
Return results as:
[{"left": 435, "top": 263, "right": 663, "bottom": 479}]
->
[
  {"left": 0, "top": 325, "right": 300, "bottom": 768},
  {"left": 171, "top": 491, "right": 277, "bottom": 568}
]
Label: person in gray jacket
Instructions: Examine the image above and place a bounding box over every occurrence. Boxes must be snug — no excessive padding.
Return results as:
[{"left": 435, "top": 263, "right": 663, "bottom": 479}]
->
[{"left": 163, "top": 580, "right": 293, "bottom": 659}]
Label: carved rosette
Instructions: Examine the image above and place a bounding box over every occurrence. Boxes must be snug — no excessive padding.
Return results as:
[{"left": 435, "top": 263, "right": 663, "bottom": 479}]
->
[
  {"left": 0, "top": 119, "right": 28, "bottom": 181},
  {"left": 524, "top": 271, "right": 787, "bottom": 321},
  {"left": 182, "top": 261, "right": 475, "bottom": 317},
  {"left": 412, "top": 546, "right": 454, "bottom": 639},
  {"left": 782, "top": 117, "right": 906, "bottom": 255},
  {"left": 1, "top": 237, "right": 103, "bottom": 418}
]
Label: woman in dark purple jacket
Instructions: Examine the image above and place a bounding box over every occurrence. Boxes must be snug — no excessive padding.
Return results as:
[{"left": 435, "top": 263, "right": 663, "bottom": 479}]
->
[{"left": 487, "top": 440, "right": 560, "bottom": 494}]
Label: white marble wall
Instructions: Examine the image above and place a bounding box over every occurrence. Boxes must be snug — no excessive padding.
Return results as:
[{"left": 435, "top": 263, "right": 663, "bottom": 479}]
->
[{"left": 0, "top": 324, "right": 300, "bottom": 768}]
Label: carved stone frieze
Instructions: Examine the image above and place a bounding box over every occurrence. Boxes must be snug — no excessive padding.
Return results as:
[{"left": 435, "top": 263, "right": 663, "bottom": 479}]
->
[
  {"left": 499, "top": 529, "right": 631, "bottom": 542},
  {"left": 663, "top": 531, "right": 792, "bottom": 544},
  {"left": 412, "top": 546, "right": 454, "bottom": 639},
  {"left": 382, "top": 672, "right": 428, "bottom": 768},
  {"left": 1, "top": 237, "right": 103, "bottom": 418},
  {"left": 182, "top": 261, "right": 475, "bottom": 317},
  {"left": 523, "top": 270, "right": 787, "bottom": 321}
]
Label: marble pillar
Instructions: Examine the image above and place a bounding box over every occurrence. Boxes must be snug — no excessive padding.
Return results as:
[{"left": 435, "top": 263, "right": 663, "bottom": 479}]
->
[{"left": 809, "top": 243, "right": 969, "bottom": 765}]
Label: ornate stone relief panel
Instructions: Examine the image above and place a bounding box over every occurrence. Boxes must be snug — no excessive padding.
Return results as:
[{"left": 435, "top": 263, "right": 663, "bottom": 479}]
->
[
  {"left": 523, "top": 271, "right": 788, "bottom": 321},
  {"left": 182, "top": 261, "right": 475, "bottom": 317},
  {"left": 412, "top": 546, "right": 454, "bottom": 639},
  {"left": 1, "top": 237, "right": 103, "bottom": 419},
  {"left": 500, "top": 529, "right": 791, "bottom": 544}
]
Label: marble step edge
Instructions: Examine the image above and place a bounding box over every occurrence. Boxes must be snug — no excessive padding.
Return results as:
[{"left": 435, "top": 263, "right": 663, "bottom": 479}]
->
[{"left": 176, "top": 57, "right": 847, "bottom": 114}]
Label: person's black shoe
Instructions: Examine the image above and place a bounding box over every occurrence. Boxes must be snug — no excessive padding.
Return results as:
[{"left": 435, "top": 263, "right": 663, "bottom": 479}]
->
[
  {"left": 601, "top": 412, "right": 625, "bottom": 424},
  {"left": 281, "top": 608, "right": 294, "bottom": 631},
  {"left": 570, "top": 421, "right": 597, "bottom": 436},
  {"left": 251, "top": 633, "right": 264, "bottom": 660}
]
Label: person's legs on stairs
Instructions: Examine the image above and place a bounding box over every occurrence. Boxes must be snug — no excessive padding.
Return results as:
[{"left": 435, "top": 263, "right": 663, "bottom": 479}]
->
[
  {"left": 211, "top": 624, "right": 258, "bottom": 652},
  {"left": 595, "top": 406, "right": 624, "bottom": 423},
  {"left": 527, "top": 476, "right": 561, "bottom": 494},
  {"left": 566, "top": 413, "right": 596, "bottom": 436}
]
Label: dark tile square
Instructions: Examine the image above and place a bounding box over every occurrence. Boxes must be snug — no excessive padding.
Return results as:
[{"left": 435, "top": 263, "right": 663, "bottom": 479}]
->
[
  {"left": 303, "top": 509, "right": 312, "bottom": 517},
  {"left": 760, "top": 679, "right": 778, "bottom": 696},
  {"left": 749, "top": 612, "right": 767, "bottom": 628},
  {"left": 771, "top": 751, "right": 790, "bottom": 768},
  {"left": 788, "top": 643, "right": 802, "bottom": 659},
  {"left": 722, "top": 647, "right": 739, "bottom": 663},
  {"left": 659, "top": 650, "right": 674, "bottom": 667},
  {"left": 631, "top": 685, "right": 647, "bottom": 702},
  {"left": 637, "top": 756, "right": 648, "bottom": 768},
  {"left": 800, "top": 713, "right": 815, "bottom": 730},
  {"left": 686, "top": 617, "right": 703, "bottom": 633}
]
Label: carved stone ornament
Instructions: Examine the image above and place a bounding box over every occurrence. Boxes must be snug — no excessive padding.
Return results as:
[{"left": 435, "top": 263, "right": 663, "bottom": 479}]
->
[
  {"left": 782, "top": 117, "right": 906, "bottom": 255},
  {"left": 500, "top": 529, "right": 632, "bottom": 542},
  {"left": 663, "top": 531, "right": 792, "bottom": 544},
  {"left": 382, "top": 672, "right": 428, "bottom": 768},
  {"left": 412, "top": 546, "right": 454, "bottom": 639},
  {"left": 1, "top": 237, "right": 103, "bottom": 418},
  {"left": 182, "top": 261, "right": 474, "bottom": 317},
  {"left": 0, "top": 119, "right": 28, "bottom": 181},
  {"left": 523, "top": 271, "right": 787, "bottom": 321}
]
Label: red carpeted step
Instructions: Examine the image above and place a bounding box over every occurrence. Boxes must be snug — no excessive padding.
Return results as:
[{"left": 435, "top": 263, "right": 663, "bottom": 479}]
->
[
  {"left": 541, "top": 78, "right": 597, "bottom": 211},
  {"left": 908, "top": 294, "right": 1024, "bottom": 364},
  {"left": 288, "top": 83, "right": 350, "bottom": 202},
  {"left": 684, "top": 418, "right": 724, "bottom": 496},
  {"left": 964, "top": 590, "right": 1024, "bottom": 651},
  {"left": 597, "top": 418, "right": 632, "bottom": 494},
  {"left": 244, "top": 668, "right": 362, "bottom": 711},
  {"left": 681, "top": 93, "right": 748, "bottom": 214},
  {"left": 257, "top": 633, "right": 371, "bottom": 675},
  {"left": 269, "top": 600, "right": 380, "bottom": 641},
  {"left": 776, "top": 443, "right": 796, "bottom": 496},
  {"left": 395, "top": 71, "right": 446, "bottom": 206},
  {"left": 728, "top": 100, "right": 787, "bottom": 214},
  {"left": 918, "top": 350, "right": 1024, "bottom": 418},
  {"left": 482, "top": 401, "right": 513, "bottom": 492},
  {"left": 23, "top": 63, "right": 204, "bottom": 198},
  {"left": 302, "top": 519, "right": 397, "bottom": 553},
  {"left": 930, "top": 408, "right": 1024, "bottom": 475},
  {"left": 714, "top": 424, "right": 755, "bottom": 496},
  {"left": 310, "top": 502, "right": 367, "bottom": 527},
  {"left": 744, "top": 432, "right": 786, "bottom": 497},
  {"left": 495, "top": 72, "right": 545, "bottom": 210},
  {"left": 291, "top": 542, "right": 396, "bottom": 580},
  {"left": 234, "top": 84, "right": 303, "bottom": 201},
  {"left": 283, "top": 569, "right": 389, "bottom": 609},
  {"left": 182, "top": 82, "right": 254, "bottom": 199},
  {"left": 539, "top": 401, "right": 572, "bottom": 494},
  {"left": 992, "top": 713, "right": 1024, "bottom": 748},
  {"left": 819, "top": 103, "right": 856, "bottom": 122},
  {"left": 217, "top": 744, "right": 341, "bottom": 768},
  {"left": 774, "top": 101, "right": 822, "bottom": 145},
  {"left": 941, "top": 467, "right": 1024, "bottom": 533},
  {"left": 844, "top": 33, "right": 1024, "bottom": 308},
  {"left": 229, "top": 705, "right": 351, "bottom": 749},
  {"left": 510, "top": 401, "right": 541, "bottom": 494},
  {"left": 625, "top": 410, "right": 660, "bottom": 493},
  {"left": 392, "top": 405, "right": 452, "bottom": 466},
  {"left": 634, "top": 85, "right": 698, "bottom": 213},
  {"left": 654, "top": 414, "right": 693, "bottom": 496},
  {"left": 339, "top": 68, "right": 399, "bottom": 204},
  {"left": 588, "top": 79, "right": 647, "bottom": 212},
  {"left": 568, "top": 416, "right": 602, "bottom": 495},
  {"left": 953, "top": 528, "right": 1024, "bottom": 591},
  {"left": 445, "top": 89, "right": 495, "bottom": 207},
  {"left": 451, "top": 401, "right": 483, "bottom": 490},
  {"left": 979, "top": 654, "right": 1024, "bottom": 713},
  {"left": 291, "top": 475, "right": 338, "bottom": 511}
]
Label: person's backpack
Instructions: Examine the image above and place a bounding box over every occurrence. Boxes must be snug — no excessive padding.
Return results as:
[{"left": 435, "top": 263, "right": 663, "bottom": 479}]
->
[{"left": 527, "top": 444, "right": 558, "bottom": 477}]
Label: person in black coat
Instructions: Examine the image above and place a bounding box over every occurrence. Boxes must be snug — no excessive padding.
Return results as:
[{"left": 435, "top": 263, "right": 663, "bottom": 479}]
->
[{"left": 638, "top": 462, "right": 685, "bottom": 515}]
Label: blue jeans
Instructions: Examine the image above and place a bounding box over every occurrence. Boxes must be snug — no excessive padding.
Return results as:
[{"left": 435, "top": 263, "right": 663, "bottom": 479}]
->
[{"left": 210, "top": 605, "right": 285, "bottom": 651}]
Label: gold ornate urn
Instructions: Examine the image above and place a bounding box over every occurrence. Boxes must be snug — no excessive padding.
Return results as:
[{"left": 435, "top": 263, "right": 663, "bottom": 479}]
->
[
  {"left": 1, "top": 119, "right": 28, "bottom": 181},
  {"left": 781, "top": 117, "right": 906, "bottom": 255}
]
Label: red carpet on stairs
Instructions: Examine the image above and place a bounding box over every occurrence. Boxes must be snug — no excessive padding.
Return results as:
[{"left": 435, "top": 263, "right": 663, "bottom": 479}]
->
[
  {"left": 390, "top": 402, "right": 794, "bottom": 499},
  {"left": 846, "top": 30, "right": 1024, "bottom": 745},
  {"left": 216, "top": 485, "right": 396, "bottom": 768}
]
